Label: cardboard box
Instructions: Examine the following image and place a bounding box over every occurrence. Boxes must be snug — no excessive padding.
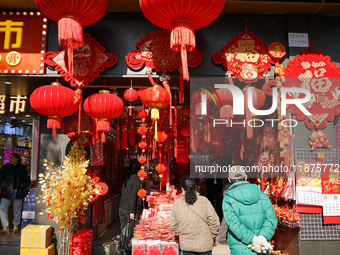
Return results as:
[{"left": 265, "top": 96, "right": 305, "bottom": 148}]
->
[
  {"left": 20, "top": 243, "right": 55, "bottom": 255},
  {"left": 21, "top": 225, "right": 52, "bottom": 249}
]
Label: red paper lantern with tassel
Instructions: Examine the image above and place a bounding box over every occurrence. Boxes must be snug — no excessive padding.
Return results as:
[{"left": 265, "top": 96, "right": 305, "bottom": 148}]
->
[
  {"left": 124, "top": 87, "right": 138, "bottom": 115},
  {"left": 30, "top": 82, "right": 80, "bottom": 137},
  {"left": 140, "top": 0, "right": 225, "bottom": 82},
  {"left": 34, "top": 0, "right": 107, "bottom": 75},
  {"left": 140, "top": 85, "right": 170, "bottom": 140},
  {"left": 83, "top": 90, "right": 124, "bottom": 142}
]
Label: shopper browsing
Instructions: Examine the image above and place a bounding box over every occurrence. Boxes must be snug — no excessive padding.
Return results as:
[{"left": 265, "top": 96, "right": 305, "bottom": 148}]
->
[
  {"left": 222, "top": 165, "right": 277, "bottom": 254},
  {"left": 0, "top": 153, "right": 31, "bottom": 234},
  {"left": 170, "top": 175, "right": 220, "bottom": 255}
]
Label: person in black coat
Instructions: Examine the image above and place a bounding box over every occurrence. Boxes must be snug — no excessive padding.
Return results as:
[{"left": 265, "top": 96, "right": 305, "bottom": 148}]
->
[
  {"left": 0, "top": 153, "right": 31, "bottom": 234},
  {"left": 118, "top": 158, "right": 142, "bottom": 254}
]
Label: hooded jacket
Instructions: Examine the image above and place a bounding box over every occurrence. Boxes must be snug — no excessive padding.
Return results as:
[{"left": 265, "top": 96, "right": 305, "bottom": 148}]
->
[{"left": 222, "top": 181, "right": 277, "bottom": 255}]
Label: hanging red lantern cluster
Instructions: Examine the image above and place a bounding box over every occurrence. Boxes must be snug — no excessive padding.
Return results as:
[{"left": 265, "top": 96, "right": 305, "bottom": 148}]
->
[
  {"left": 84, "top": 90, "right": 124, "bottom": 142},
  {"left": 30, "top": 82, "right": 81, "bottom": 137},
  {"left": 140, "top": 0, "right": 225, "bottom": 82},
  {"left": 34, "top": 0, "right": 108, "bottom": 74},
  {"left": 140, "top": 85, "right": 170, "bottom": 140}
]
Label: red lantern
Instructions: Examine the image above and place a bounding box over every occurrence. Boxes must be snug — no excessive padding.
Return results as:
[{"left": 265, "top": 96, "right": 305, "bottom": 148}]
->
[
  {"left": 156, "top": 132, "right": 167, "bottom": 143},
  {"left": 138, "top": 189, "right": 147, "bottom": 198},
  {"left": 83, "top": 90, "right": 124, "bottom": 142},
  {"left": 138, "top": 156, "right": 147, "bottom": 164},
  {"left": 30, "top": 82, "right": 80, "bottom": 137},
  {"left": 181, "top": 105, "right": 190, "bottom": 115},
  {"left": 138, "top": 109, "right": 148, "bottom": 119},
  {"left": 34, "top": 0, "right": 107, "bottom": 74},
  {"left": 140, "top": 0, "right": 225, "bottom": 81},
  {"left": 140, "top": 85, "right": 170, "bottom": 140},
  {"left": 156, "top": 164, "right": 166, "bottom": 174},
  {"left": 138, "top": 170, "right": 147, "bottom": 180},
  {"left": 137, "top": 126, "right": 148, "bottom": 136},
  {"left": 124, "top": 86, "right": 138, "bottom": 116}
]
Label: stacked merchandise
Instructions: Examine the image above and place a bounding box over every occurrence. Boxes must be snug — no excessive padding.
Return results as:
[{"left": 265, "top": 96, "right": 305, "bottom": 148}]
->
[
  {"left": 20, "top": 225, "right": 54, "bottom": 255},
  {"left": 21, "top": 188, "right": 36, "bottom": 229}
]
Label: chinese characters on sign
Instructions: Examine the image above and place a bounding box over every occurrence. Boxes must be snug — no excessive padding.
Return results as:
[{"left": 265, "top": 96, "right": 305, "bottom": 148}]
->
[
  {"left": 0, "top": 95, "right": 28, "bottom": 114},
  {"left": 0, "top": 12, "right": 48, "bottom": 74},
  {"left": 288, "top": 33, "right": 309, "bottom": 47}
]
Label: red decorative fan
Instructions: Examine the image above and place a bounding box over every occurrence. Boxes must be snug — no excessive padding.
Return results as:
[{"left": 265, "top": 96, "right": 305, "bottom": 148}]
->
[
  {"left": 213, "top": 27, "right": 273, "bottom": 83},
  {"left": 44, "top": 33, "right": 117, "bottom": 87},
  {"left": 284, "top": 49, "right": 340, "bottom": 129}
]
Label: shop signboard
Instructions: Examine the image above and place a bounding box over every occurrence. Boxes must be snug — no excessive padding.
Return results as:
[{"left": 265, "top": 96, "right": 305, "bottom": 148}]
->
[
  {"left": 0, "top": 94, "right": 28, "bottom": 115},
  {"left": 0, "top": 12, "right": 48, "bottom": 74}
]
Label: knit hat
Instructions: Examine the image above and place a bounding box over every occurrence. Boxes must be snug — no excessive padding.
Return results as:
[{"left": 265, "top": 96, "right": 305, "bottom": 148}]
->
[{"left": 228, "top": 165, "right": 247, "bottom": 179}]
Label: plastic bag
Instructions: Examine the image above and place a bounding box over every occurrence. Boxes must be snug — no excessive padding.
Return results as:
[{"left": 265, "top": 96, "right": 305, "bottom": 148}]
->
[{"left": 119, "top": 219, "right": 139, "bottom": 251}]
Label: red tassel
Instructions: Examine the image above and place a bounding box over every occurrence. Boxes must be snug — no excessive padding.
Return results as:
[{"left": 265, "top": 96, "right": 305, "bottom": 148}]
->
[
  {"left": 179, "top": 72, "right": 184, "bottom": 103},
  {"left": 152, "top": 138, "right": 155, "bottom": 159},
  {"left": 101, "top": 133, "right": 106, "bottom": 143},
  {"left": 116, "top": 123, "right": 120, "bottom": 150},
  {"left": 122, "top": 127, "right": 127, "bottom": 150},
  {"left": 147, "top": 155, "right": 149, "bottom": 170},
  {"left": 162, "top": 78, "right": 172, "bottom": 127},
  {"left": 170, "top": 22, "right": 195, "bottom": 82},
  {"left": 52, "top": 128, "right": 57, "bottom": 137},
  {"left": 129, "top": 126, "right": 135, "bottom": 146},
  {"left": 47, "top": 117, "right": 61, "bottom": 137},
  {"left": 58, "top": 17, "right": 84, "bottom": 75},
  {"left": 78, "top": 104, "right": 81, "bottom": 135},
  {"left": 129, "top": 103, "right": 132, "bottom": 116}
]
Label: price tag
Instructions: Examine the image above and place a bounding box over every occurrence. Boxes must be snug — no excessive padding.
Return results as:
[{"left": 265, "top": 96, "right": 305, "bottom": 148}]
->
[{"left": 288, "top": 33, "right": 309, "bottom": 47}]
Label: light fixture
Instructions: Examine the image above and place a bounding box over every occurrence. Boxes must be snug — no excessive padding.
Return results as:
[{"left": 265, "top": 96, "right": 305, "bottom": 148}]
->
[{"left": 3, "top": 81, "right": 13, "bottom": 85}]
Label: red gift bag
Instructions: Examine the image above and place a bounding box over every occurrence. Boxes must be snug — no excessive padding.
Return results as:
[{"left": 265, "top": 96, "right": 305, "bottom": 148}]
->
[{"left": 70, "top": 229, "right": 93, "bottom": 255}]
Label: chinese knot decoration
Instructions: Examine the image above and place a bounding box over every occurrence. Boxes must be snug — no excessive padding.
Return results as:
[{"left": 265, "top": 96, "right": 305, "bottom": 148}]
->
[
  {"left": 309, "top": 130, "right": 332, "bottom": 151},
  {"left": 139, "top": 0, "right": 224, "bottom": 82},
  {"left": 34, "top": 0, "right": 108, "bottom": 74},
  {"left": 284, "top": 48, "right": 340, "bottom": 129},
  {"left": 30, "top": 82, "right": 81, "bottom": 137},
  {"left": 44, "top": 33, "right": 117, "bottom": 87},
  {"left": 213, "top": 27, "right": 273, "bottom": 83},
  {"left": 126, "top": 29, "right": 202, "bottom": 103}
]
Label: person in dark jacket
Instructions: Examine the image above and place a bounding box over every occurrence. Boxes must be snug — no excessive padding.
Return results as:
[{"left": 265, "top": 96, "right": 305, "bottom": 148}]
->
[
  {"left": 118, "top": 158, "right": 142, "bottom": 254},
  {"left": 222, "top": 165, "right": 277, "bottom": 255},
  {"left": 0, "top": 153, "right": 31, "bottom": 234}
]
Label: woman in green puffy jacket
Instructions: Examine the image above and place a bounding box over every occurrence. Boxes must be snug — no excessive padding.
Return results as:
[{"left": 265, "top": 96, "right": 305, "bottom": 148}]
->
[{"left": 222, "top": 166, "right": 277, "bottom": 255}]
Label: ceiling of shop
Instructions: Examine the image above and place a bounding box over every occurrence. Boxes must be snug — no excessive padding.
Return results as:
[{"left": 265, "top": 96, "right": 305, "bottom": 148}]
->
[{"left": 1, "top": 0, "right": 340, "bottom": 15}]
